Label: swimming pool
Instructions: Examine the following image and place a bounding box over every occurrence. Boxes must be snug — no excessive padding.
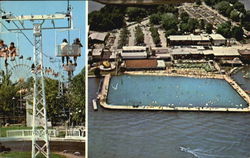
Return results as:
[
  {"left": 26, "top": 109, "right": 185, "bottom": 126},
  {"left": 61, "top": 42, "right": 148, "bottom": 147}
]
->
[{"left": 104, "top": 74, "right": 249, "bottom": 110}]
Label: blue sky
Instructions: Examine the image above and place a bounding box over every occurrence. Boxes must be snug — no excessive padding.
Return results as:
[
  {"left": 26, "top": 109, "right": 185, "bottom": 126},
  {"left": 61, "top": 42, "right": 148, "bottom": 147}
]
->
[{"left": 0, "top": 1, "right": 86, "bottom": 78}]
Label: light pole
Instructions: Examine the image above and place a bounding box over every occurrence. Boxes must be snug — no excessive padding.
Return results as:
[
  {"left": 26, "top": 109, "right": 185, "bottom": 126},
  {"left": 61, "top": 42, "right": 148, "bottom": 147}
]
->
[{"left": 12, "top": 97, "right": 15, "bottom": 124}]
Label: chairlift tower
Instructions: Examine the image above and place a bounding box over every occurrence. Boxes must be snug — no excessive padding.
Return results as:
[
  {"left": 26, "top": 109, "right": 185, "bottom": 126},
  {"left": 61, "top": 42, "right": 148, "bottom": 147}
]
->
[{"left": 0, "top": 9, "right": 72, "bottom": 158}]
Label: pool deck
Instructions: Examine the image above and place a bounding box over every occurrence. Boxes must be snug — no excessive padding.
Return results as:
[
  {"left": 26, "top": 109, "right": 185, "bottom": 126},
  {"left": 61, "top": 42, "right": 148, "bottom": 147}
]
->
[{"left": 98, "top": 71, "right": 250, "bottom": 112}]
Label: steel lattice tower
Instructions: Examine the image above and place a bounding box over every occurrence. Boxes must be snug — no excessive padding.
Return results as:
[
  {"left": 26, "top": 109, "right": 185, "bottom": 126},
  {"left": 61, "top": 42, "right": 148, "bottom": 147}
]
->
[{"left": 31, "top": 23, "right": 50, "bottom": 158}]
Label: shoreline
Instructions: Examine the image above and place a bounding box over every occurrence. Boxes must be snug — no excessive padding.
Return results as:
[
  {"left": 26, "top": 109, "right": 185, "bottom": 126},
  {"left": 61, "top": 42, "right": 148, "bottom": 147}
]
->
[{"left": 98, "top": 71, "right": 250, "bottom": 112}]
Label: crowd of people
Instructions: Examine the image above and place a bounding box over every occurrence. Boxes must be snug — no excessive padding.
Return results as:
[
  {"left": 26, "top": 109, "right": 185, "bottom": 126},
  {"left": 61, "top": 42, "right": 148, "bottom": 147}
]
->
[{"left": 0, "top": 39, "right": 17, "bottom": 66}]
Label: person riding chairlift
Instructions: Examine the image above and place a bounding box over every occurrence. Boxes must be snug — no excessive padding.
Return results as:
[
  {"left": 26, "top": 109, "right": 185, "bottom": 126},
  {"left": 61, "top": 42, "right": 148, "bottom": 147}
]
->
[
  {"left": 0, "top": 40, "right": 8, "bottom": 66},
  {"left": 72, "top": 38, "right": 82, "bottom": 66},
  {"left": 9, "top": 42, "right": 16, "bottom": 61},
  {"left": 61, "top": 39, "right": 69, "bottom": 66}
]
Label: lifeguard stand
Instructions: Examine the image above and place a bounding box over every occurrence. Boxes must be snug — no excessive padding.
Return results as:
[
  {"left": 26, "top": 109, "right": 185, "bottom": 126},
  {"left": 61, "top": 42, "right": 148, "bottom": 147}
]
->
[{"left": 0, "top": 6, "right": 72, "bottom": 158}]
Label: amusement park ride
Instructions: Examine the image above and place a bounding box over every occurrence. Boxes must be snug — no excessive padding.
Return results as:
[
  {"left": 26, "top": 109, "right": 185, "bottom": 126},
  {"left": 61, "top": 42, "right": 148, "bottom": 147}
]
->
[{"left": 0, "top": 1, "right": 81, "bottom": 158}]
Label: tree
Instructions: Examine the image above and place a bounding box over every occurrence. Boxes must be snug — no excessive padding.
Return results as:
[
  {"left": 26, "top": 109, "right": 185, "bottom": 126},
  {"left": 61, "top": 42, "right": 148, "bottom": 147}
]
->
[
  {"left": 180, "top": 22, "right": 189, "bottom": 33},
  {"left": 45, "top": 78, "right": 67, "bottom": 126},
  {"left": 216, "top": 22, "right": 232, "bottom": 38},
  {"left": 126, "top": 7, "right": 147, "bottom": 22},
  {"left": 199, "top": 19, "right": 205, "bottom": 30},
  {"left": 233, "top": 2, "right": 246, "bottom": 13},
  {"left": 157, "top": 5, "right": 179, "bottom": 14},
  {"left": 165, "top": 29, "right": 178, "bottom": 37},
  {"left": 187, "top": 18, "right": 199, "bottom": 32},
  {"left": 118, "top": 27, "right": 130, "bottom": 49},
  {"left": 215, "top": 1, "right": 231, "bottom": 16},
  {"left": 232, "top": 26, "right": 244, "bottom": 41},
  {"left": 196, "top": 0, "right": 202, "bottom": 5},
  {"left": 149, "top": 26, "right": 161, "bottom": 45},
  {"left": 66, "top": 69, "right": 85, "bottom": 125},
  {"left": 150, "top": 14, "right": 161, "bottom": 25},
  {"left": 205, "top": 23, "right": 213, "bottom": 34},
  {"left": 180, "top": 12, "right": 189, "bottom": 23},
  {"left": 88, "top": 6, "right": 125, "bottom": 31},
  {"left": 161, "top": 13, "right": 178, "bottom": 31},
  {"left": 135, "top": 26, "right": 144, "bottom": 45},
  {"left": 230, "top": 9, "right": 240, "bottom": 22},
  {"left": 0, "top": 71, "right": 18, "bottom": 124}
]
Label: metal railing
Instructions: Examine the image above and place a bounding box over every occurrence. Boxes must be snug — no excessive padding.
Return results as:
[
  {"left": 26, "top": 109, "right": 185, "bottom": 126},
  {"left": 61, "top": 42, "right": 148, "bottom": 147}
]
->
[
  {"left": 6, "top": 129, "right": 57, "bottom": 137},
  {"left": 56, "top": 45, "right": 81, "bottom": 57}
]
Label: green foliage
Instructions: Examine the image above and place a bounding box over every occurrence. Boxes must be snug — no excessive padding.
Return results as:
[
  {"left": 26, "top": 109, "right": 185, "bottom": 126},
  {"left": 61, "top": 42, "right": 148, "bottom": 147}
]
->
[
  {"left": 149, "top": 26, "right": 161, "bottom": 45},
  {"left": 205, "top": 23, "right": 213, "bottom": 34},
  {"left": 118, "top": 27, "right": 130, "bottom": 49},
  {"left": 180, "top": 22, "right": 190, "bottom": 33},
  {"left": 0, "top": 71, "right": 18, "bottom": 122},
  {"left": 242, "top": 10, "right": 250, "bottom": 31},
  {"left": 66, "top": 69, "right": 85, "bottom": 125},
  {"left": 233, "top": 2, "right": 245, "bottom": 13},
  {"left": 88, "top": 6, "right": 126, "bottom": 31},
  {"left": 180, "top": 12, "right": 189, "bottom": 23},
  {"left": 126, "top": 7, "right": 147, "bottom": 22},
  {"left": 165, "top": 29, "right": 178, "bottom": 37},
  {"left": 135, "top": 26, "right": 144, "bottom": 45},
  {"left": 231, "top": 26, "right": 244, "bottom": 41},
  {"left": 230, "top": 9, "right": 240, "bottom": 22},
  {"left": 199, "top": 19, "right": 206, "bottom": 30},
  {"left": 196, "top": 0, "right": 202, "bottom": 5},
  {"left": 187, "top": 18, "right": 199, "bottom": 32},
  {"left": 215, "top": 1, "right": 231, "bottom": 16},
  {"left": 216, "top": 21, "right": 232, "bottom": 38},
  {"left": 157, "top": 5, "right": 179, "bottom": 14},
  {"left": 45, "top": 78, "right": 68, "bottom": 126},
  {"left": 150, "top": 13, "right": 161, "bottom": 25},
  {"left": 161, "top": 13, "right": 178, "bottom": 31}
]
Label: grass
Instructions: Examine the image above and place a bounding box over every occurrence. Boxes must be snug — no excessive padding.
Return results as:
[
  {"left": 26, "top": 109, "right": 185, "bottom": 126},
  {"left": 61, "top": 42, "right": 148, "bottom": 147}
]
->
[{"left": 0, "top": 152, "right": 66, "bottom": 158}]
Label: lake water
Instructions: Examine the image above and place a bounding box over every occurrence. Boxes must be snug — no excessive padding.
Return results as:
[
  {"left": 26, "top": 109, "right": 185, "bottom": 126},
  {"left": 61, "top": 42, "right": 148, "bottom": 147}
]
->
[
  {"left": 88, "top": 67, "right": 250, "bottom": 158},
  {"left": 107, "top": 75, "right": 248, "bottom": 108}
]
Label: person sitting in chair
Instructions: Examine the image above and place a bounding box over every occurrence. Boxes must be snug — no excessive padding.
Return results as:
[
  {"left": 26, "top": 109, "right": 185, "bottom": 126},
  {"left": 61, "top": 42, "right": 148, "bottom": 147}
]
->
[
  {"left": 9, "top": 42, "right": 16, "bottom": 61},
  {"left": 72, "top": 38, "right": 82, "bottom": 66},
  {"left": 0, "top": 40, "right": 9, "bottom": 66},
  {"left": 61, "top": 39, "right": 69, "bottom": 66}
]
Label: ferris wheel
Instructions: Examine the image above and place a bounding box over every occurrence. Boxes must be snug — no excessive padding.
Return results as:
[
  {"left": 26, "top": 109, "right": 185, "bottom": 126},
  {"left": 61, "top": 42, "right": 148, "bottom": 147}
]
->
[
  {"left": 0, "top": 56, "right": 66, "bottom": 84},
  {"left": 6, "top": 56, "right": 32, "bottom": 83}
]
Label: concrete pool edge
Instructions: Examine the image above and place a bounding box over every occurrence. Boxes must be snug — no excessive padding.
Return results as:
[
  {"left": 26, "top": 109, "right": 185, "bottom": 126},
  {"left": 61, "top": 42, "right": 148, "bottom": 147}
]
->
[{"left": 98, "top": 72, "right": 250, "bottom": 112}]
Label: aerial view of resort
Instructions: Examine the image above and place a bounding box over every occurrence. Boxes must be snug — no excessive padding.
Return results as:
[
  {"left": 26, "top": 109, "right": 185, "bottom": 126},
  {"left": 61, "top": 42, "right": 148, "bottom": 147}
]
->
[
  {"left": 88, "top": 0, "right": 250, "bottom": 157},
  {"left": 0, "top": 1, "right": 85, "bottom": 158}
]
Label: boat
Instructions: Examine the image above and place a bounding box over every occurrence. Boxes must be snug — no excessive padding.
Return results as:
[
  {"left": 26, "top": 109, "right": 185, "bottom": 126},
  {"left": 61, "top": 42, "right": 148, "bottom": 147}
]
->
[{"left": 243, "top": 72, "right": 250, "bottom": 79}]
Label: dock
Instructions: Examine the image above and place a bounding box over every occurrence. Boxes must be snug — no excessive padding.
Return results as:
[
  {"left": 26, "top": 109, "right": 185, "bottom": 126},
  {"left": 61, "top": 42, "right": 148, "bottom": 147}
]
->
[{"left": 92, "top": 99, "right": 98, "bottom": 111}]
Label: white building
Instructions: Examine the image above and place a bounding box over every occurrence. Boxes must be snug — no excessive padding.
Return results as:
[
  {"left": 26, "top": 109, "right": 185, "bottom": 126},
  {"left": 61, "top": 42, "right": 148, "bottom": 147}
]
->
[
  {"left": 209, "top": 34, "right": 226, "bottom": 46},
  {"left": 121, "top": 46, "right": 148, "bottom": 59}
]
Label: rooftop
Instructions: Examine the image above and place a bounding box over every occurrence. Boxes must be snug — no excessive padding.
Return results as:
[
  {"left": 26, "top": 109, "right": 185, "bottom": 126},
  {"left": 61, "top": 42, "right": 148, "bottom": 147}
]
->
[
  {"left": 125, "top": 59, "right": 157, "bottom": 69},
  {"left": 209, "top": 34, "right": 226, "bottom": 41},
  {"left": 89, "top": 32, "right": 108, "bottom": 42},
  {"left": 238, "top": 49, "right": 250, "bottom": 55},
  {"left": 122, "top": 46, "right": 147, "bottom": 51},
  {"left": 212, "top": 47, "right": 240, "bottom": 56},
  {"left": 168, "top": 34, "right": 210, "bottom": 41}
]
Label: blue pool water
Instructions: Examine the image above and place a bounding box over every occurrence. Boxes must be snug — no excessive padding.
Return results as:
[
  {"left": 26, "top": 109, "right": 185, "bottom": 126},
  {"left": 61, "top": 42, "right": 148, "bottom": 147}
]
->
[{"left": 107, "top": 75, "right": 248, "bottom": 108}]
